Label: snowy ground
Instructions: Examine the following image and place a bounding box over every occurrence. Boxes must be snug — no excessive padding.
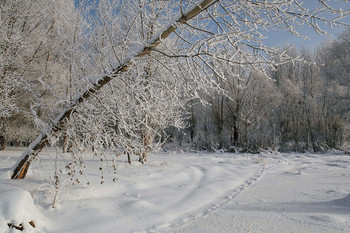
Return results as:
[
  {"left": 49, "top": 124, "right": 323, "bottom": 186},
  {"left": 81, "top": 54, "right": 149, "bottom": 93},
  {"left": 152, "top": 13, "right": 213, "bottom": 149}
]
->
[{"left": 0, "top": 148, "right": 349, "bottom": 233}]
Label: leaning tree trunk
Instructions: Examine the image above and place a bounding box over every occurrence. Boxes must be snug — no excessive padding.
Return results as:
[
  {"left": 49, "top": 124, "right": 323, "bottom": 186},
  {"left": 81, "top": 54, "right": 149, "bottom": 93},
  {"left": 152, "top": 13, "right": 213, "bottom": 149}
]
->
[{"left": 10, "top": 0, "right": 217, "bottom": 179}]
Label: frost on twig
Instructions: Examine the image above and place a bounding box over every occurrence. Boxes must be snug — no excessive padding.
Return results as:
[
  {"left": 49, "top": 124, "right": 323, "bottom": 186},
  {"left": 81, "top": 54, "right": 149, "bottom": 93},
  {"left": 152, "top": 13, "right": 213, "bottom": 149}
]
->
[{"left": 5, "top": 0, "right": 348, "bottom": 180}]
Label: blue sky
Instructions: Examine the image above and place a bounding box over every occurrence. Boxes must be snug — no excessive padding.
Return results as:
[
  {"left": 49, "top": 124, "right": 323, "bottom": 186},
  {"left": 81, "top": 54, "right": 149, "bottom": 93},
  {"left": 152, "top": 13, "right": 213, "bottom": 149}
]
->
[
  {"left": 74, "top": 0, "right": 349, "bottom": 50},
  {"left": 263, "top": 1, "right": 350, "bottom": 49}
]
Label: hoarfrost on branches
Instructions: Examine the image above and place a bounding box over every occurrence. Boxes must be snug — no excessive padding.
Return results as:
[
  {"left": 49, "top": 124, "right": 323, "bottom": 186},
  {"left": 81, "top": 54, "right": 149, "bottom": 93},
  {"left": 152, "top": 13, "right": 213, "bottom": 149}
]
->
[{"left": 4, "top": 0, "right": 349, "bottom": 179}]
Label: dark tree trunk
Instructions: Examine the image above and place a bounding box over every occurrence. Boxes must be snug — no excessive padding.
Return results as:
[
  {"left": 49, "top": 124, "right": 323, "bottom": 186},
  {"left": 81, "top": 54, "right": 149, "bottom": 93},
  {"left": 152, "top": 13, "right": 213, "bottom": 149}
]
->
[
  {"left": 233, "top": 125, "right": 238, "bottom": 143},
  {"left": 190, "top": 103, "right": 195, "bottom": 143},
  {"left": 232, "top": 115, "right": 239, "bottom": 146},
  {"left": 0, "top": 135, "right": 5, "bottom": 150},
  {"left": 127, "top": 152, "right": 131, "bottom": 165},
  {"left": 62, "top": 132, "right": 70, "bottom": 153}
]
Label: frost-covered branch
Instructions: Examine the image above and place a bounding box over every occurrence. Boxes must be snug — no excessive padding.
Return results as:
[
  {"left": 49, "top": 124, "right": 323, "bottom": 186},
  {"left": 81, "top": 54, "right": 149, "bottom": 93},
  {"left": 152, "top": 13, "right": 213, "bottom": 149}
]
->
[{"left": 7, "top": 0, "right": 349, "bottom": 180}]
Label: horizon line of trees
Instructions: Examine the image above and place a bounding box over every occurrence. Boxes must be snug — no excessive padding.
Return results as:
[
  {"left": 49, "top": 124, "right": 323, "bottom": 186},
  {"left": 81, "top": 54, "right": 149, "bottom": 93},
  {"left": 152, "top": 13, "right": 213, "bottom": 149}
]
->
[{"left": 168, "top": 35, "right": 350, "bottom": 153}]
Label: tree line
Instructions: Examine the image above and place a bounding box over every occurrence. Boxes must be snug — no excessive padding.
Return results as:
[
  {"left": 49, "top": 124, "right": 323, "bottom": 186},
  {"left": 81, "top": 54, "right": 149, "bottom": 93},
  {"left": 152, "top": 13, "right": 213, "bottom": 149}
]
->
[
  {"left": 176, "top": 38, "right": 350, "bottom": 153},
  {"left": 1, "top": 0, "right": 349, "bottom": 180}
]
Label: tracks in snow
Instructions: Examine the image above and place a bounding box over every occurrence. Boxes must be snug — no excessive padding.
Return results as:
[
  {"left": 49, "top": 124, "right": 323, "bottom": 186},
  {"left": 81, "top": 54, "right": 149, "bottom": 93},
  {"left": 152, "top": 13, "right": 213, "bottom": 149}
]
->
[{"left": 146, "top": 156, "right": 269, "bottom": 233}]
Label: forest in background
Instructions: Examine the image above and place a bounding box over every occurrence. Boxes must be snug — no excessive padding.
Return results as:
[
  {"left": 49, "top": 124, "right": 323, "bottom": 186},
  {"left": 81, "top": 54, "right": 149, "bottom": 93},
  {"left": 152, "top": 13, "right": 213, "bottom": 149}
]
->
[
  {"left": 1, "top": 0, "right": 350, "bottom": 167},
  {"left": 176, "top": 40, "right": 350, "bottom": 153}
]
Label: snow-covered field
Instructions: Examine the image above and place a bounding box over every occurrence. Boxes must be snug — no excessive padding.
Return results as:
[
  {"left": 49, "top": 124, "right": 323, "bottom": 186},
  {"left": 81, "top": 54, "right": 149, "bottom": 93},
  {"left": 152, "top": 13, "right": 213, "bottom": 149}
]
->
[{"left": 0, "top": 148, "right": 349, "bottom": 233}]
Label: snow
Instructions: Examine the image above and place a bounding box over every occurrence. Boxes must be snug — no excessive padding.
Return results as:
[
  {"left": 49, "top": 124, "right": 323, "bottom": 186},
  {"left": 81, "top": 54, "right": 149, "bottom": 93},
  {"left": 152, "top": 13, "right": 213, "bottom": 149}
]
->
[
  {"left": 0, "top": 189, "right": 45, "bottom": 233},
  {"left": 0, "top": 148, "right": 349, "bottom": 232}
]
